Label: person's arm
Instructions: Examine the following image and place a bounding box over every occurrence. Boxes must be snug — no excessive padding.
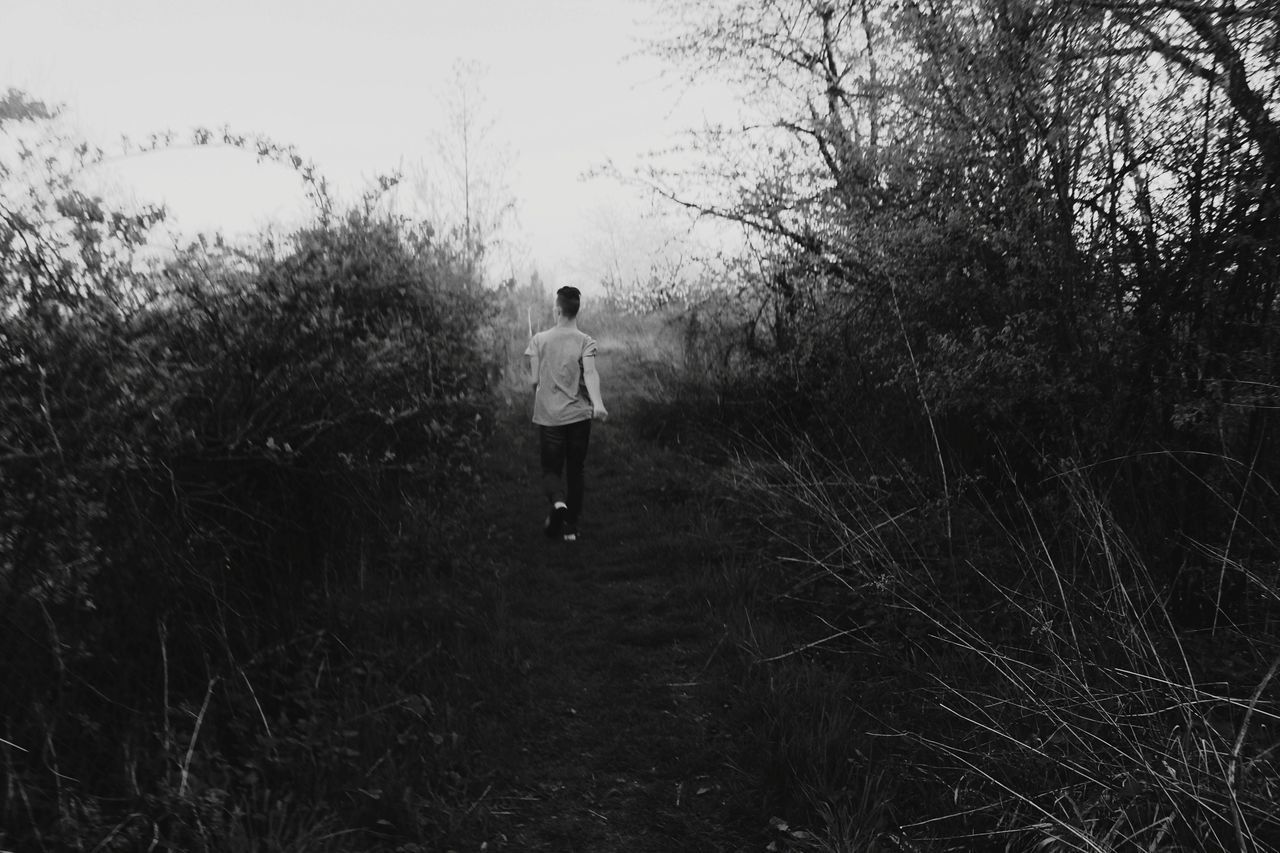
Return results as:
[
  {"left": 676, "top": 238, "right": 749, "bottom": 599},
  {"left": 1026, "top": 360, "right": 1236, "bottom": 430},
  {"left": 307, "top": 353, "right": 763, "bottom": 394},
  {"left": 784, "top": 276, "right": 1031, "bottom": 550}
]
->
[
  {"left": 524, "top": 334, "right": 540, "bottom": 391},
  {"left": 582, "top": 355, "right": 608, "bottom": 421},
  {"left": 526, "top": 351, "right": 539, "bottom": 390}
]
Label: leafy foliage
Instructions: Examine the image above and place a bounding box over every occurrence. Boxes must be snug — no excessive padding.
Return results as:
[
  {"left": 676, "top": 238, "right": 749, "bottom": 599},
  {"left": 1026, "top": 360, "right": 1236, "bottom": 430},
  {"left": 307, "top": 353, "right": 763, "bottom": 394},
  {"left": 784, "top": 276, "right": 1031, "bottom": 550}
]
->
[
  {"left": 653, "top": 0, "right": 1280, "bottom": 468},
  {"left": 0, "top": 97, "right": 499, "bottom": 849}
]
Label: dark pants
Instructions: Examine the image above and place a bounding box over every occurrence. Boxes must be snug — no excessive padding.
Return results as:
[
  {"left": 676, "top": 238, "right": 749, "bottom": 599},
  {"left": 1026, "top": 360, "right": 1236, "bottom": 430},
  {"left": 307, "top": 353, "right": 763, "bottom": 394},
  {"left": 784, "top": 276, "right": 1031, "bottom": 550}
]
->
[{"left": 538, "top": 419, "right": 592, "bottom": 523}]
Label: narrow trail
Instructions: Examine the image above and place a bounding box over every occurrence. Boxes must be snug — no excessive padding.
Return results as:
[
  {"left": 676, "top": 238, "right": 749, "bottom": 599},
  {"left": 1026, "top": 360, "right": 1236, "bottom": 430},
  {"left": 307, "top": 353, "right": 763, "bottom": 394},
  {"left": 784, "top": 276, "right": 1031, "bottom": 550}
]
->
[{"left": 460, "top": 348, "right": 752, "bottom": 852}]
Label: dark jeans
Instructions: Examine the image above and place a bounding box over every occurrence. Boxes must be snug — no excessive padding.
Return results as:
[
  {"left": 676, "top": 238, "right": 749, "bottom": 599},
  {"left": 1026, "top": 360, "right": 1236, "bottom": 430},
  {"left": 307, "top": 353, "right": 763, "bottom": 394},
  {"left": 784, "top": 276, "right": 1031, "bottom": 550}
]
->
[{"left": 539, "top": 419, "right": 592, "bottom": 523}]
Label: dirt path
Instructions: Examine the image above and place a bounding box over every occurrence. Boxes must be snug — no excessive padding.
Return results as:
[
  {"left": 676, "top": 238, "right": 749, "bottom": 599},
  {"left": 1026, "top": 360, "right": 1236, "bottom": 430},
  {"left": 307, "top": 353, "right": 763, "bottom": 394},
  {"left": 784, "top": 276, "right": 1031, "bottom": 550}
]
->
[{"left": 458, "top": 352, "right": 753, "bottom": 852}]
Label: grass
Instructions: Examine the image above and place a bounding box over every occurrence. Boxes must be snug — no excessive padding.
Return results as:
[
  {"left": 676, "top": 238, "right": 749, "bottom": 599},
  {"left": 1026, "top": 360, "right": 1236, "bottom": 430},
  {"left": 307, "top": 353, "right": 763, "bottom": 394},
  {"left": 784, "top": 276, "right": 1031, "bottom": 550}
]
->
[
  {"left": 603, "top": 300, "right": 1280, "bottom": 849},
  {"left": 435, "top": 360, "right": 764, "bottom": 851},
  {"left": 702, "top": 428, "right": 1280, "bottom": 852},
  {"left": 0, "top": 442, "right": 522, "bottom": 852},
  {"left": 18, "top": 296, "right": 1275, "bottom": 851},
  {"left": 2, "top": 300, "right": 763, "bottom": 850}
]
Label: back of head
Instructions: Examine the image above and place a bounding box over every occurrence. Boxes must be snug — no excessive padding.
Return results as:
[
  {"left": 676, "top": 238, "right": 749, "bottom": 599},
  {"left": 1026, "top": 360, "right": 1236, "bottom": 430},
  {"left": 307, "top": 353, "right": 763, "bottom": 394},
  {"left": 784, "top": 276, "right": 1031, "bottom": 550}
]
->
[{"left": 556, "top": 286, "right": 581, "bottom": 319}]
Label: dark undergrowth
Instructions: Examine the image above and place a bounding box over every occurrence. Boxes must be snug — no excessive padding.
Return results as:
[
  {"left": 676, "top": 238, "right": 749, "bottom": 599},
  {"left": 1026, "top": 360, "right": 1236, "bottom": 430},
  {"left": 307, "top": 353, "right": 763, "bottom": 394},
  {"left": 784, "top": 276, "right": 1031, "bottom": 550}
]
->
[
  {"left": 0, "top": 194, "right": 517, "bottom": 851},
  {"left": 3, "top": 506, "right": 521, "bottom": 853},
  {"left": 631, "top": 373, "right": 1280, "bottom": 853}
]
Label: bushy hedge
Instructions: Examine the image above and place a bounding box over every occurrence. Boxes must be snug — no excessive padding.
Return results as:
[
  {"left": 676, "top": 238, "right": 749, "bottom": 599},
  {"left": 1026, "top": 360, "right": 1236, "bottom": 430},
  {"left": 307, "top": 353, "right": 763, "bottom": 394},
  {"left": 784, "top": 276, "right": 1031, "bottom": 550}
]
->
[{"left": 0, "top": 198, "right": 497, "bottom": 845}]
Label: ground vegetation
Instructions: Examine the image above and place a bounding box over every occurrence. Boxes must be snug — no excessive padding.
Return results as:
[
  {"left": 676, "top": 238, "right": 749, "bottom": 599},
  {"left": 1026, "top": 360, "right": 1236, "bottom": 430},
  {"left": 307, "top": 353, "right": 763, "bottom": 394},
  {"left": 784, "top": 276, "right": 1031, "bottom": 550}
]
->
[
  {"left": 634, "top": 1, "right": 1280, "bottom": 848},
  {"left": 0, "top": 91, "right": 503, "bottom": 850}
]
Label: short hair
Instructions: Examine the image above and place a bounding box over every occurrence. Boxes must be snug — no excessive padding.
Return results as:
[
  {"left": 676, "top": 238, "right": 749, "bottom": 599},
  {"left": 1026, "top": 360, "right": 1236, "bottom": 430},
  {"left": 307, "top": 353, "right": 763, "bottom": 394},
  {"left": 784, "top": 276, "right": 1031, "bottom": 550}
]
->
[{"left": 556, "top": 286, "right": 581, "bottom": 319}]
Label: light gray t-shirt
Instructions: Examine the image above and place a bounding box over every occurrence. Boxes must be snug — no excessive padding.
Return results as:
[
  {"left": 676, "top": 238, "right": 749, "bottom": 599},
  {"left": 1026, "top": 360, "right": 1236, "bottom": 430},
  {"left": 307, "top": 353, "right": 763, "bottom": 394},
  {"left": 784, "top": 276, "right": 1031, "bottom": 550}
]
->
[{"left": 525, "top": 327, "right": 598, "bottom": 426}]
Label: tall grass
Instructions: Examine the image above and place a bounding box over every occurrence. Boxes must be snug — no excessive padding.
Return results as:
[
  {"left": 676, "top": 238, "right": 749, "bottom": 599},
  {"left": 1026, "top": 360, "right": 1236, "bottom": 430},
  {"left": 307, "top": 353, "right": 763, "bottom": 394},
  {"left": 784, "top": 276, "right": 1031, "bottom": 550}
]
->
[{"left": 722, "top": 437, "right": 1280, "bottom": 851}]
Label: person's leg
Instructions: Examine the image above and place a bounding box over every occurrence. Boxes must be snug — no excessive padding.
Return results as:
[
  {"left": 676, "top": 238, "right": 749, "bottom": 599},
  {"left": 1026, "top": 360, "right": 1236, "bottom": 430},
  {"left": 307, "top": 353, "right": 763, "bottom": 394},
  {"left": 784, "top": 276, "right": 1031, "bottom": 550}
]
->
[
  {"left": 538, "top": 425, "right": 569, "bottom": 535},
  {"left": 563, "top": 418, "right": 592, "bottom": 526},
  {"left": 539, "top": 425, "right": 567, "bottom": 501}
]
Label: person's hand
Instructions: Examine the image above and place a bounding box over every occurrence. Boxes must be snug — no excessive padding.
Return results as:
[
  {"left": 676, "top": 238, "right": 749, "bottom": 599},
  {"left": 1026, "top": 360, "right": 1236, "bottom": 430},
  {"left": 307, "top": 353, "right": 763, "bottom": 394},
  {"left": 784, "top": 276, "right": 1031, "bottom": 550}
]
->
[{"left": 593, "top": 403, "right": 610, "bottom": 423}]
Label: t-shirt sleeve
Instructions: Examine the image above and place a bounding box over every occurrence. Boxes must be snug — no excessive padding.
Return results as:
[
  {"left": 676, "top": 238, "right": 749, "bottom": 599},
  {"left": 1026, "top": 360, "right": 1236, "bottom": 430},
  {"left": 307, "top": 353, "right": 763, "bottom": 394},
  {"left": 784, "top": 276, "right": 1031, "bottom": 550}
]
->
[
  {"left": 582, "top": 336, "right": 598, "bottom": 359},
  {"left": 523, "top": 335, "right": 538, "bottom": 358}
]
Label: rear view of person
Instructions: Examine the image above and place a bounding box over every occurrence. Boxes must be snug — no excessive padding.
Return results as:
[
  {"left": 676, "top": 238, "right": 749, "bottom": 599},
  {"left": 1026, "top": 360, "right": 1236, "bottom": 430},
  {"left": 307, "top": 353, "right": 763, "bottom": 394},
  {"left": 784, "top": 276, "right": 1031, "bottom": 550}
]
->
[{"left": 524, "top": 286, "right": 608, "bottom": 542}]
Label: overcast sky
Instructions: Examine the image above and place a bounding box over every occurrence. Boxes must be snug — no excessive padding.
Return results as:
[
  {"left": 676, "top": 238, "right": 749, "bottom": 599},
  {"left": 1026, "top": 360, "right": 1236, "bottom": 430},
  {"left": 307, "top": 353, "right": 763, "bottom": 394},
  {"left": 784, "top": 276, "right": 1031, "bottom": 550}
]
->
[{"left": 3, "top": 0, "right": 738, "bottom": 288}]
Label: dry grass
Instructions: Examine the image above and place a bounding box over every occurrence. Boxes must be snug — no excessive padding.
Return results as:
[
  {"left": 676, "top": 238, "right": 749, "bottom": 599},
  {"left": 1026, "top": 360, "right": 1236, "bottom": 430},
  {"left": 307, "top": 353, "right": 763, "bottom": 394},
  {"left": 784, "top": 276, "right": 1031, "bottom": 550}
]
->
[{"left": 720, "top": 437, "right": 1280, "bottom": 852}]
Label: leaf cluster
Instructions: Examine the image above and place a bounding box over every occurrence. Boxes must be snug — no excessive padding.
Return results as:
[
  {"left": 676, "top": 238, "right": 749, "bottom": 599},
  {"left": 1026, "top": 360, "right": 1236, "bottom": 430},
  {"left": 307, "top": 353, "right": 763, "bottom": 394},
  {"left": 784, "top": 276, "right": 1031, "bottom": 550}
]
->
[{"left": 0, "top": 103, "right": 499, "bottom": 849}]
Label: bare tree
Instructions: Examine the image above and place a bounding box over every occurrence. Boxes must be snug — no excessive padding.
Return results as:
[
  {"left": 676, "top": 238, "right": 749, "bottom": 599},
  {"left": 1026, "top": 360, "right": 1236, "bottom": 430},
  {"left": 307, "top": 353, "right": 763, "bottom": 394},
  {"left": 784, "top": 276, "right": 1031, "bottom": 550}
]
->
[{"left": 408, "top": 60, "right": 518, "bottom": 284}]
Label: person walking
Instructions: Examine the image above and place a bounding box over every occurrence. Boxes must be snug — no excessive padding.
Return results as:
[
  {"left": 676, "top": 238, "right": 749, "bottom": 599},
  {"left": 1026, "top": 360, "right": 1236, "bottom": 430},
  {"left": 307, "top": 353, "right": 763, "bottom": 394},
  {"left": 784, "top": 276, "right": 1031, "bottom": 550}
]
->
[{"left": 524, "top": 286, "right": 608, "bottom": 542}]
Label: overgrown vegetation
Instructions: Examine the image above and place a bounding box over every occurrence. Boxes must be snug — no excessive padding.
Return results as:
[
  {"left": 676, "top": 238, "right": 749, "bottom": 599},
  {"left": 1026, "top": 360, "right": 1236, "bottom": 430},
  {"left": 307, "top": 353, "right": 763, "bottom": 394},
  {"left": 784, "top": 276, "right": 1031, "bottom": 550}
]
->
[
  {"left": 0, "top": 91, "right": 506, "bottom": 851},
  {"left": 7, "top": 0, "right": 1280, "bottom": 843},
  {"left": 638, "top": 1, "right": 1280, "bottom": 849}
]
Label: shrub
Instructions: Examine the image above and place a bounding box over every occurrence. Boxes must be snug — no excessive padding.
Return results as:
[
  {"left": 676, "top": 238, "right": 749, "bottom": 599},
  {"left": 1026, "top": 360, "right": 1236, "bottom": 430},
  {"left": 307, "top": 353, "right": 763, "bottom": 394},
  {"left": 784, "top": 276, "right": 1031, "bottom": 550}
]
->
[{"left": 0, "top": 113, "right": 498, "bottom": 846}]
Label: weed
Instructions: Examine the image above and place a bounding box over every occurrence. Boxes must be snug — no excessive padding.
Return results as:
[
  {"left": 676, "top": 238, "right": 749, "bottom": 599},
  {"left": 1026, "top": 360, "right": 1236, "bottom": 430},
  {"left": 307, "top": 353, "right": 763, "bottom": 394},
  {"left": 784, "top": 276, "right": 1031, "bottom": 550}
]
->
[{"left": 715, "top": 434, "right": 1280, "bottom": 851}]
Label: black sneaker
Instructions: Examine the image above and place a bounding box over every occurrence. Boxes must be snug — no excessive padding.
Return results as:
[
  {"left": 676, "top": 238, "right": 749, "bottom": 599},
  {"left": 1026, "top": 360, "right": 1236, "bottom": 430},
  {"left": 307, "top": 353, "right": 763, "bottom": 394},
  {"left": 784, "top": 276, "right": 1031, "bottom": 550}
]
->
[
  {"left": 562, "top": 522, "right": 578, "bottom": 543},
  {"left": 544, "top": 502, "right": 568, "bottom": 538}
]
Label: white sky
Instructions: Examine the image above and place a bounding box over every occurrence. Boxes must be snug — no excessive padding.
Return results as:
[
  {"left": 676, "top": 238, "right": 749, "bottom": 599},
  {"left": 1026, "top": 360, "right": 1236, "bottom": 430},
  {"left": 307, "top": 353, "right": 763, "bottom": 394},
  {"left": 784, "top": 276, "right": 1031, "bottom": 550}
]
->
[{"left": 2, "top": 0, "right": 740, "bottom": 289}]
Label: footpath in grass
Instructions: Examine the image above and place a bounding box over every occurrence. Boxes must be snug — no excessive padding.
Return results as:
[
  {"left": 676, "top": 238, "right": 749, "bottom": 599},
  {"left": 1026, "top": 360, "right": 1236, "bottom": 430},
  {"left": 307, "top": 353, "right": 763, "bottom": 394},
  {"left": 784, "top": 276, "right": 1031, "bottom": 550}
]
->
[{"left": 453, "top": 348, "right": 753, "bottom": 852}]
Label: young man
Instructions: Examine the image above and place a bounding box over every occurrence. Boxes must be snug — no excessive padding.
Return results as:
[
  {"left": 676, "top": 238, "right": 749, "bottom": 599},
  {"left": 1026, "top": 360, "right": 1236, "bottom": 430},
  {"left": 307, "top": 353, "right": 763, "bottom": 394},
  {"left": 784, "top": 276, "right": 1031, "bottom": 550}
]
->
[{"left": 524, "top": 286, "right": 608, "bottom": 542}]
